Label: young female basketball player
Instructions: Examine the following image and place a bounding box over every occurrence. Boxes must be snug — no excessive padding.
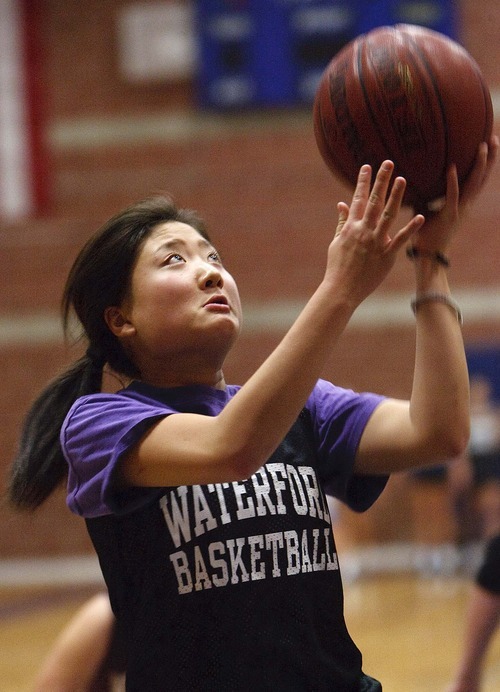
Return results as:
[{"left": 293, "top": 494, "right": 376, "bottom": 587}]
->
[{"left": 10, "top": 141, "right": 497, "bottom": 691}]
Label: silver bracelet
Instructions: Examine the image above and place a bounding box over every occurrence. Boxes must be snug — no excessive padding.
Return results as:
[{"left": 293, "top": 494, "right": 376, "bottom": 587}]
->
[{"left": 411, "top": 291, "right": 463, "bottom": 325}]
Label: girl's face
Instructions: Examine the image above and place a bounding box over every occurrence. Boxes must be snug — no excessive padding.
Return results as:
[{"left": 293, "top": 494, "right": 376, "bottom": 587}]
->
[{"left": 106, "top": 221, "right": 242, "bottom": 385}]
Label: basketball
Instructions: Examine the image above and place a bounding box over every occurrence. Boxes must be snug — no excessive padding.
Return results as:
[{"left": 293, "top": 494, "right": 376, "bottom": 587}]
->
[{"left": 313, "top": 24, "right": 493, "bottom": 209}]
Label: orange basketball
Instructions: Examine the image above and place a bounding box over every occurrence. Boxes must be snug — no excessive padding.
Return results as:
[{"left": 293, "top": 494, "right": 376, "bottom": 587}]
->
[{"left": 313, "top": 24, "right": 493, "bottom": 208}]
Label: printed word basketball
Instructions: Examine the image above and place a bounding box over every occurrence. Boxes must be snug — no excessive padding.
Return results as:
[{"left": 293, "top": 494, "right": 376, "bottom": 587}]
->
[{"left": 313, "top": 24, "right": 493, "bottom": 208}]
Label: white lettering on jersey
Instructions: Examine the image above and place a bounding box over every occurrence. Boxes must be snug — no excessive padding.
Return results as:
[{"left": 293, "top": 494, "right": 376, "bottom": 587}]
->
[
  {"left": 168, "top": 528, "right": 339, "bottom": 595},
  {"left": 161, "top": 464, "right": 340, "bottom": 595}
]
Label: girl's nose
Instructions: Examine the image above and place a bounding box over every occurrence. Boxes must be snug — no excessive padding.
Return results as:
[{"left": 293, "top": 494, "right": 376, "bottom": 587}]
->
[{"left": 199, "top": 265, "right": 224, "bottom": 289}]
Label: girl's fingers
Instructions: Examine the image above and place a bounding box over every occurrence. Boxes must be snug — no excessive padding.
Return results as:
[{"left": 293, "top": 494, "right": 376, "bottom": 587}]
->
[
  {"left": 487, "top": 135, "right": 499, "bottom": 169},
  {"left": 391, "top": 213, "right": 425, "bottom": 249},
  {"left": 445, "top": 164, "right": 460, "bottom": 209},
  {"left": 374, "top": 175, "right": 407, "bottom": 236},
  {"left": 349, "top": 164, "right": 372, "bottom": 219},
  {"left": 481, "top": 137, "right": 499, "bottom": 192},
  {"left": 335, "top": 202, "right": 350, "bottom": 237},
  {"left": 459, "top": 142, "right": 488, "bottom": 206},
  {"left": 345, "top": 160, "right": 422, "bottom": 246},
  {"left": 363, "top": 160, "right": 395, "bottom": 228}
]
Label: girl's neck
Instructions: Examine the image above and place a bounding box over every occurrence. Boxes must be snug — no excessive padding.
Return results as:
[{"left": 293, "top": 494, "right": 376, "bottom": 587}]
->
[{"left": 139, "top": 370, "right": 226, "bottom": 391}]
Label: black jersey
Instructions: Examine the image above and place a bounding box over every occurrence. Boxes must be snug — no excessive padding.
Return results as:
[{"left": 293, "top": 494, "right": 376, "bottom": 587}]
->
[{"left": 65, "top": 380, "right": 386, "bottom": 690}]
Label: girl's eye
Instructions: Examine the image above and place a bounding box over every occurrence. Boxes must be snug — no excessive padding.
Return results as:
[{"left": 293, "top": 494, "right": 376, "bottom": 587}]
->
[
  {"left": 165, "top": 253, "right": 185, "bottom": 265},
  {"left": 208, "top": 250, "right": 222, "bottom": 263}
]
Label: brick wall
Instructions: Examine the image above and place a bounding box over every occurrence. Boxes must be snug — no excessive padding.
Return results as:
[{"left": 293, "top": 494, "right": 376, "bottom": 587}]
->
[{"left": 0, "top": 0, "right": 499, "bottom": 556}]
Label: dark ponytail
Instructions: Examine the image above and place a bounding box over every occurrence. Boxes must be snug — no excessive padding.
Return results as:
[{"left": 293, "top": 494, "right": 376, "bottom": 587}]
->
[
  {"left": 8, "top": 356, "right": 103, "bottom": 509},
  {"left": 8, "top": 195, "right": 207, "bottom": 510}
]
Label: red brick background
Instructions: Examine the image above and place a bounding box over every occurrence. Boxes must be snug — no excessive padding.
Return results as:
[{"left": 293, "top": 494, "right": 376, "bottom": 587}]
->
[{"left": 0, "top": 0, "right": 499, "bottom": 557}]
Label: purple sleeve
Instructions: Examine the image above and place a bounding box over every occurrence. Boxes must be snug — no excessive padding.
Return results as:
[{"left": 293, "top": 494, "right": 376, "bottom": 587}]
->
[
  {"left": 61, "top": 394, "right": 171, "bottom": 518},
  {"left": 306, "top": 379, "right": 388, "bottom": 512}
]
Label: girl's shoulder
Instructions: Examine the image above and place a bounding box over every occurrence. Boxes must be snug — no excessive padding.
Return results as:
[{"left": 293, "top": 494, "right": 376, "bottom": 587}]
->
[
  {"left": 306, "top": 378, "right": 384, "bottom": 417},
  {"left": 64, "top": 381, "right": 242, "bottom": 431}
]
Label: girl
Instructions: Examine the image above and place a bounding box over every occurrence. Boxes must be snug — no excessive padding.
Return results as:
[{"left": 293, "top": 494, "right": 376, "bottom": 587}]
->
[{"left": 10, "top": 147, "right": 497, "bottom": 691}]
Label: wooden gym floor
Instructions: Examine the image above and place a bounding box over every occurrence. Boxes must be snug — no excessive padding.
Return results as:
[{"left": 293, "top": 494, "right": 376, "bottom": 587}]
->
[{"left": 0, "top": 571, "right": 499, "bottom": 692}]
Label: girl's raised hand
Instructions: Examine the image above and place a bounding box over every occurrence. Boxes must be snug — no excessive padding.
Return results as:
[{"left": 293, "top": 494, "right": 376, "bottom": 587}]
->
[
  {"left": 326, "top": 160, "right": 424, "bottom": 305},
  {"left": 413, "top": 136, "right": 499, "bottom": 253}
]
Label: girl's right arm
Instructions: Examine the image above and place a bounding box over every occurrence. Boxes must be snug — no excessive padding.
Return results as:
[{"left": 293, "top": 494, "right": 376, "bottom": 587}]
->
[{"left": 122, "top": 161, "right": 423, "bottom": 488}]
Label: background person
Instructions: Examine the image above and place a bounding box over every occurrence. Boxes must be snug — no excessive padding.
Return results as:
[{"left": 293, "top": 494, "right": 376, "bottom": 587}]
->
[{"left": 34, "top": 592, "right": 125, "bottom": 692}]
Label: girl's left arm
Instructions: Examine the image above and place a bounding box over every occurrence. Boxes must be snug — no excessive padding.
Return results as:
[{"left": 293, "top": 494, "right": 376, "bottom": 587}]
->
[{"left": 355, "top": 137, "right": 498, "bottom": 475}]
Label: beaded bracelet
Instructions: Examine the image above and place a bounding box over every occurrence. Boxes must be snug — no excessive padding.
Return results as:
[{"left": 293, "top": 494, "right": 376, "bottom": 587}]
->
[
  {"left": 406, "top": 246, "right": 450, "bottom": 267},
  {"left": 411, "top": 292, "right": 463, "bottom": 325}
]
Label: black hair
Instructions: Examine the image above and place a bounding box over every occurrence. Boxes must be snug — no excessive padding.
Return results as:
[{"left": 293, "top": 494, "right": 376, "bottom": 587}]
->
[{"left": 8, "top": 195, "right": 208, "bottom": 510}]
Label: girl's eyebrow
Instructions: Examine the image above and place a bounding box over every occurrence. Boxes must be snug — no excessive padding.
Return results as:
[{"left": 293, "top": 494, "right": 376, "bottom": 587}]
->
[
  {"left": 153, "top": 238, "right": 185, "bottom": 256},
  {"left": 154, "top": 237, "right": 215, "bottom": 257}
]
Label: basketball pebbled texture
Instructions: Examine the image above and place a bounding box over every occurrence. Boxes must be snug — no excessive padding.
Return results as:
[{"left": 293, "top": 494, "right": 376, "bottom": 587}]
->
[{"left": 313, "top": 24, "right": 493, "bottom": 209}]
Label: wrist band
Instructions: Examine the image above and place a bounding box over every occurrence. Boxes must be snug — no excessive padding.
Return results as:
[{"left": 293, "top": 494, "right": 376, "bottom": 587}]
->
[
  {"left": 411, "top": 292, "right": 463, "bottom": 325},
  {"left": 406, "top": 246, "right": 450, "bottom": 267}
]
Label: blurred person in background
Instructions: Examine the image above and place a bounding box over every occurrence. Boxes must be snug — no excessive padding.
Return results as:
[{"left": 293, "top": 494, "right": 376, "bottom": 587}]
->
[
  {"left": 446, "top": 375, "right": 500, "bottom": 692},
  {"left": 34, "top": 592, "right": 125, "bottom": 692}
]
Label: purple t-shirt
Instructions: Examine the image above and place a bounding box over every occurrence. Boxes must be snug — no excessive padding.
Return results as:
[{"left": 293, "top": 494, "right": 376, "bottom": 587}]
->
[{"left": 62, "top": 378, "right": 386, "bottom": 518}]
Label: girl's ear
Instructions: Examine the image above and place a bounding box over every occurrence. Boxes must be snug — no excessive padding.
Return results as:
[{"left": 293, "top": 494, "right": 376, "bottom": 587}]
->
[{"left": 104, "top": 306, "right": 136, "bottom": 338}]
